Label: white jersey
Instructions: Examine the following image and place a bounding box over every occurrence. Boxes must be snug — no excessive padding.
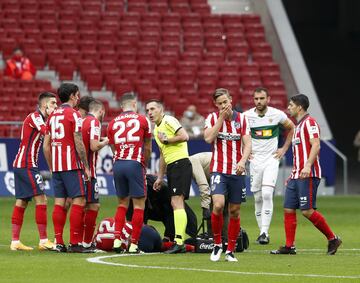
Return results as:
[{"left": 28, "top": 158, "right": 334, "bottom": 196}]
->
[{"left": 244, "top": 106, "right": 287, "bottom": 160}]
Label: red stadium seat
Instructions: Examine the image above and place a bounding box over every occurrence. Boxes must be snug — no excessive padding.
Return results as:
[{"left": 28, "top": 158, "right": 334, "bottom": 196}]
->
[
  {"left": 191, "top": 3, "right": 211, "bottom": 14},
  {"left": 149, "top": 3, "right": 169, "bottom": 13},
  {"left": 177, "top": 60, "right": 198, "bottom": 72}
]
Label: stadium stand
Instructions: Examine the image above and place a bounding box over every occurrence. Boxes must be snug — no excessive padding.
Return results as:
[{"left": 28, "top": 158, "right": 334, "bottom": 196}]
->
[{"left": 0, "top": 0, "right": 288, "bottom": 137}]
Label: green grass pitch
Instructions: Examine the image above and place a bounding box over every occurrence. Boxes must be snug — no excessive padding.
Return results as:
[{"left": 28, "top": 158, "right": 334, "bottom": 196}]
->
[{"left": 0, "top": 196, "right": 359, "bottom": 283}]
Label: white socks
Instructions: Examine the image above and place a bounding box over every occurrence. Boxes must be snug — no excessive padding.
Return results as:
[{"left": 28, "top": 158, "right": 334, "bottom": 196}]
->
[{"left": 254, "top": 186, "right": 274, "bottom": 236}]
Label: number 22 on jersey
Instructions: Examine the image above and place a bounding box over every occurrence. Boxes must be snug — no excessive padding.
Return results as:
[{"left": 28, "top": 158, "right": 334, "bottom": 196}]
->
[{"left": 113, "top": 119, "right": 140, "bottom": 143}]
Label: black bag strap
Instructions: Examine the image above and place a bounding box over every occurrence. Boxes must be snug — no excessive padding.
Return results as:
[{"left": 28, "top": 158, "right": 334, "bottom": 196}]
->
[{"left": 196, "top": 218, "right": 207, "bottom": 236}]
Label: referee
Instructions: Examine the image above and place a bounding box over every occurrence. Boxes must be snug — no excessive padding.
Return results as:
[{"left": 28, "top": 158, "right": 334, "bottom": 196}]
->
[{"left": 145, "top": 100, "right": 193, "bottom": 254}]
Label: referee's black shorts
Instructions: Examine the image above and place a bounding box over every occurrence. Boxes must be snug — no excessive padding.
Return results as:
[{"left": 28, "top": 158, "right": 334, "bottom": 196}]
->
[{"left": 166, "top": 158, "right": 192, "bottom": 200}]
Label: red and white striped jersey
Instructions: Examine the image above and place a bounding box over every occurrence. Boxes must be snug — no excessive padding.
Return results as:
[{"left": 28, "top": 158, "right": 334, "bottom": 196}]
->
[
  {"left": 205, "top": 111, "right": 250, "bottom": 175},
  {"left": 82, "top": 114, "right": 101, "bottom": 178},
  {"left": 107, "top": 111, "right": 151, "bottom": 166},
  {"left": 46, "top": 104, "right": 83, "bottom": 172},
  {"left": 291, "top": 114, "right": 322, "bottom": 179},
  {"left": 13, "top": 111, "right": 47, "bottom": 168}
]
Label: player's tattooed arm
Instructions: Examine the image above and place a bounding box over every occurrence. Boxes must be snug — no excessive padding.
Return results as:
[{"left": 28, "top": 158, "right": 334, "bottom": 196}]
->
[{"left": 74, "top": 131, "right": 90, "bottom": 170}]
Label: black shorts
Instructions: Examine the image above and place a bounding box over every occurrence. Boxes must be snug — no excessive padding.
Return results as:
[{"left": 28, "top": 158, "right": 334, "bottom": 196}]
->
[{"left": 166, "top": 158, "right": 192, "bottom": 200}]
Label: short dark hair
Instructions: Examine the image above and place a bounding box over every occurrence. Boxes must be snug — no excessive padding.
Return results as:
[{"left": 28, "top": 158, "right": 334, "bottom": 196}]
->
[
  {"left": 57, "top": 83, "right": 79, "bottom": 103},
  {"left": 13, "top": 47, "right": 22, "bottom": 54},
  {"left": 290, "top": 94, "right": 309, "bottom": 111},
  {"left": 38, "top": 92, "right": 56, "bottom": 106},
  {"left": 213, "top": 88, "right": 231, "bottom": 100},
  {"left": 253, "top": 87, "right": 269, "bottom": 96},
  {"left": 145, "top": 99, "right": 163, "bottom": 108},
  {"left": 78, "top": 95, "right": 95, "bottom": 112},
  {"left": 120, "top": 92, "right": 137, "bottom": 105},
  {"left": 89, "top": 99, "right": 104, "bottom": 112}
]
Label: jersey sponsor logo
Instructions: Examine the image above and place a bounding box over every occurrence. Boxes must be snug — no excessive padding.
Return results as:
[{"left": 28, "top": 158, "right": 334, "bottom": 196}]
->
[
  {"left": 217, "top": 132, "right": 241, "bottom": 141},
  {"left": 255, "top": 129, "right": 273, "bottom": 137},
  {"left": 119, "top": 144, "right": 135, "bottom": 150},
  {"left": 262, "top": 129, "right": 272, "bottom": 137}
]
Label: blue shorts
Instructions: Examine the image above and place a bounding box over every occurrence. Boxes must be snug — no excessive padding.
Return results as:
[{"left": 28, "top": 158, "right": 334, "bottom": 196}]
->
[
  {"left": 210, "top": 173, "right": 247, "bottom": 204},
  {"left": 52, "top": 170, "right": 86, "bottom": 199},
  {"left": 138, "top": 225, "right": 162, "bottom": 253},
  {"left": 86, "top": 177, "right": 99, "bottom": 203},
  {"left": 284, "top": 178, "right": 320, "bottom": 210},
  {"left": 113, "top": 160, "right": 146, "bottom": 198},
  {"left": 14, "top": 167, "right": 45, "bottom": 200}
]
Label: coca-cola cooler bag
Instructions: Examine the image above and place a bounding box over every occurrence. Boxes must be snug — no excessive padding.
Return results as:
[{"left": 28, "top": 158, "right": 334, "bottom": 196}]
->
[{"left": 191, "top": 228, "right": 249, "bottom": 253}]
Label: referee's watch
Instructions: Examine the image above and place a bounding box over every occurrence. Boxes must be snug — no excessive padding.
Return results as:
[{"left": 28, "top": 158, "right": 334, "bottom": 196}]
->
[{"left": 163, "top": 139, "right": 169, "bottom": 145}]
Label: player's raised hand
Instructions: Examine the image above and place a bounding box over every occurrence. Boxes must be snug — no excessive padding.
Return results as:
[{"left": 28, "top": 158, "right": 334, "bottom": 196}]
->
[{"left": 219, "top": 104, "right": 232, "bottom": 120}]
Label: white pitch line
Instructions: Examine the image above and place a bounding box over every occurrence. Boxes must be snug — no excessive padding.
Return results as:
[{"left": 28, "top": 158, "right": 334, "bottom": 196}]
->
[{"left": 87, "top": 254, "right": 360, "bottom": 280}]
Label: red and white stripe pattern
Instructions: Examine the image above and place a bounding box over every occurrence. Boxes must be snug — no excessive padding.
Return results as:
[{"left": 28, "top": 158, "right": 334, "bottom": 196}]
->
[
  {"left": 107, "top": 111, "right": 151, "bottom": 166},
  {"left": 46, "top": 104, "right": 83, "bottom": 172},
  {"left": 290, "top": 115, "right": 322, "bottom": 179},
  {"left": 13, "top": 111, "right": 47, "bottom": 168},
  {"left": 205, "top": 111, "right": 250, "bottom": 175},
  {"left": 82, "top": 114, "right": 101, "bottom": 178}
]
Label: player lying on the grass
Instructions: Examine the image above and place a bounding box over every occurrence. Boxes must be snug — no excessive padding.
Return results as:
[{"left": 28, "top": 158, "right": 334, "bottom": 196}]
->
[
  {"left": 127, "top": 174, "right": 197, "bottom": 242},
  {"left": 11, "top": 92, "right": 57, "bottom": 251},
  {"left": 271, "top": 94, "right": 342, "bottom": 255},
  {"left": 94, "top": 218, "right": 194, "bottom": 253}
]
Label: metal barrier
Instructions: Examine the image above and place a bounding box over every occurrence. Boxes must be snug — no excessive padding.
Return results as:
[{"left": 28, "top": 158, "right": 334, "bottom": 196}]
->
[{"left": 322, "top": 139, "right": 348, "bottom": 195}]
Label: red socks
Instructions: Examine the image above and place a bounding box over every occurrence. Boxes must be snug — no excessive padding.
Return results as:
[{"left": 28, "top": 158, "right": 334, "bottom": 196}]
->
[
  {"left": 35, "top": 204, "right": 48, "bottom": 240},
  {"left": 211, "top": 212, "right": 223, "bottom": 245},
  {"left": 69, "top": 204, "right": 85, "bottom": 245},
  {"left": 52, "top": 205, "right": 67, "bottom": 245},
  {"left": 83, "top": 209, "right": 98, "bottom": 244},
  {"left": 131, "top": 208, "right": 144, "bottom": 245},
  {"left": 308, "top": 210, "right": 335, "bottom": 240},
  {"left": 11, "top": 206, "right": 25, "bottom": 241},
  {"left": 284, "top": 212, "right": 297, "bottom": 247},
  {"left": 227, "top": 217, "right": 240, "bottom": 252},
  {"left": 114, "top": 206, "right": 127, "bottom": 240}
]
